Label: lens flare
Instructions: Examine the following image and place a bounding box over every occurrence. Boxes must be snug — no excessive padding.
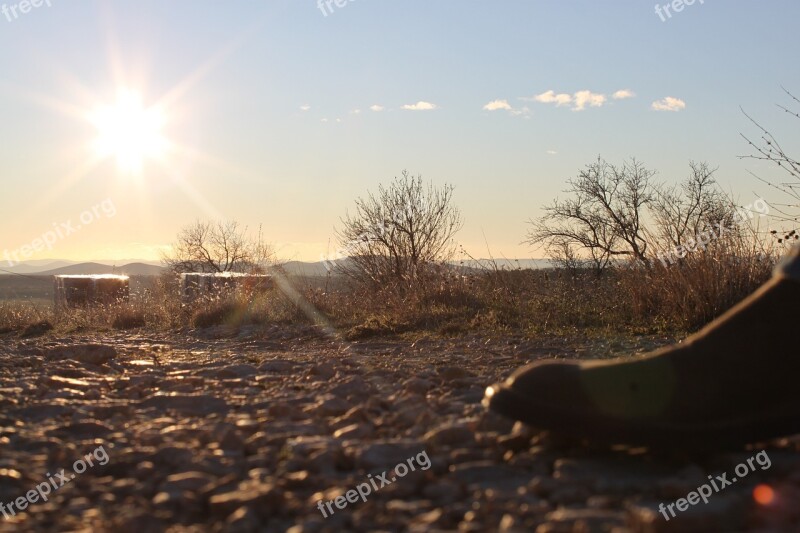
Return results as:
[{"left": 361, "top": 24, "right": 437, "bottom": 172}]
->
[{"left": 753, "top": 484, "right": 775, "bottom": 506}]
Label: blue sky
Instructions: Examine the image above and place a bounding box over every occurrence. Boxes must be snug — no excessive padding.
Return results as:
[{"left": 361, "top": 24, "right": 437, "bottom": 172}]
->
[{"left": 1, "top": 0, "right": 798, "bottom": 263}]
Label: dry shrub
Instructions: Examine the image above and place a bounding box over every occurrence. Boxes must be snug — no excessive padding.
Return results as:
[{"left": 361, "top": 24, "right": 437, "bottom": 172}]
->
[
  {"left": 136, "top": 274, "right": 184, "bottom": 330},
  {"left": 191, "top": 300, "right": 246, "bottom": 328},
  {"left": 21, "top": 320, "right": 53, "bottom": 338},
  {"left": 187, "top": 282, "right": 321, "bottom": 329},
  {"left": 0, "top": 302, "right": 52, "bottom": 333},
  {"left": 344, "top": 314, "right": 409, "bottom": 340},
  {"left": 623, "top": 239, "right": 778, "bottom": 330},
  {"left": 112, "top": 310, "right": 146, "bottom": 330}
]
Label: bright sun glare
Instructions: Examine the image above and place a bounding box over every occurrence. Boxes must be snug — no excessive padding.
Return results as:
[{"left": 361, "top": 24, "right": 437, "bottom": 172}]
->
[{"left": 90, "top": 89, "right": 168, "bottom": 175}]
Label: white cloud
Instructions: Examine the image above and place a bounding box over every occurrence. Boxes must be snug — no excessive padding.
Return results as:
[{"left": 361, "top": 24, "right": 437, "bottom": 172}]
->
[
  {"left": 369, "top": 104, "right": 385, "bottom": 112},
  {"left": 351, "top": 109, "right": 361, "bottom": 114},
  {"left": 483, "top": 99, "right": 512, "bottom": 111},
  {"left": 482, "top": 100, "right": 531, "bottom": 118},
  {"left": 612, "top": 89, "right": 635, "bottom": 100},
  {"left": 527, "top": 89, "right": 616, "bottom": 111},
  {"left": 320, "top": 118, "right": 328, "bottom": 123},
  {"left": 652, "top": 96, "right": 686, "bottom": 112},
  {"left": 572, "top": 90, "right": 607, "bottom": 111},
  {"left": 401, "top": 101, "right": 438, "bottom": 111},
  {"left": 546, "top": 150, "right": 558, "bottom": 155},
  {"left": 300, "top": 104, "right": 311, "bottom": 111},
  {"left": 531, "top": 90, "right": 573, "bottom": 106}
]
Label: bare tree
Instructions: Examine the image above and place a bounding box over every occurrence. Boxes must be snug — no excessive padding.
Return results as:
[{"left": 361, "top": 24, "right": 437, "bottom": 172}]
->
[
  {"left": 740, "top": 87, "right": 800, "bottom": 239},
  {"left": 526, "top": 158, "right": 654, "bottom": 274},
  {"left": 162, "top": 220, "right": 275, "bottom": 274},
  {"left": 545, "top": 237, "right": 606, "bottom": 276},
  {"left": 335, "top": 171, "right": 463, "bottom": 287},
  {"left": 650, "top": 162, "right": 738, "bottom": 250}
]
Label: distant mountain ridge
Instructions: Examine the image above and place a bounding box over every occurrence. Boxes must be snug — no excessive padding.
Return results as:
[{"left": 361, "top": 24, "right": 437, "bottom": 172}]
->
[
  {"left": 1, "top": 258, "right": 550, "bottom": 278},
  {"left": 0, "top": 262, "right": 166, "bottom": 277}
]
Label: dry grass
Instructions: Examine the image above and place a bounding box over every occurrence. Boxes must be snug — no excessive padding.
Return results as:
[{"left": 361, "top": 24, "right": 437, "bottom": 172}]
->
[
  {"left": 0, "top": 239, "right": 784, "bottom": 339},
  {"left": 308, "top": 235, "right": 781, "bottom": 337},
  {"left": 0, "top": 301, "right": 52, "bottom": 334}
]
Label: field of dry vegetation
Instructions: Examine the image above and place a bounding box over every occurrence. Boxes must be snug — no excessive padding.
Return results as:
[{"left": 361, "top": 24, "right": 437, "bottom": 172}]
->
[
  {"left": 0, "top": 243, "right": 779, "bottom": 343},
  {"left": 1, "top": 153, "right": 792, "bottom": 343}
]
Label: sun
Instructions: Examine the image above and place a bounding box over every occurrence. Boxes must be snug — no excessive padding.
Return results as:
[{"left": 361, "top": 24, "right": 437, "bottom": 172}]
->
[{"left": 90, "top": 89, "right": 169, "bottom": 175}]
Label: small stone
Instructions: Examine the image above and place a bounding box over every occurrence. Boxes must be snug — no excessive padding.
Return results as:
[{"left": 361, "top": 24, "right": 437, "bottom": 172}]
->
[
  {"left": 449, "top": 462, "right": 530, "bottom": 491},
  {"left": 160, "top": 471, "right": 213, "bottom": 493},
  {"left": 226, "top": 505, "right": 261, "bottom": 531},
  {"left": 627, "top": 497, "right": 744, "bottom": 533},
  {"left": 539, "top": 509, "right": 626, "bottom": 532},
  {"left": 497, "top": 432, "right": 531, "bottom": 452},
  {"left": 46, "top": 421, "right": 113, "bottom": 439},
  {"left": 358, "top": 441, "right": 427, "bottom": 470},
  {"left": 437, "top": 366, "right": 475, "bottom": 380},
  {"left": 282, "top": 470, "right": 311, "bottom": 489},
  {"left": 258, "top": 359, "right": 294, "bottom": 373},
  {"left": 308, "top": 362, "right": 336, "bottom": 380},
  {"left": 209, "top": 484, "right": 283, "bottom": 518},
  {"left": 424, "top": 423, "right": 475, "bottom": 448},
  {"left": 404, "top": 377, "right": 434, "bottom": 395},
  {"left": 116, "top": 513, "right": 164, "bottom": 531},
  {"left": 330, "top": 376, "right": 370, "bottom": 398},
  {"left": 410, "top": 508, "right": 443, "bottom": 528},
  {"left": 333, "top": 423, "right": 372, "bottom": 440},
  {"left": 138, "top": 394, "right": 229, "bottom": 416},
  {"left": 422, "top": 479, "right": 462, "bottom": 505},
  {"left": 312, "top": 395, "right": 350, "bottom": 417},
  {"left": 46, "top": 376, "right": 92, "bottom": 389},
  {"left": 215, "top": 364, "right": 259, "bottom": 379},
  {"left": 45, "top": 344, "right": 117, "bottom": 365}
]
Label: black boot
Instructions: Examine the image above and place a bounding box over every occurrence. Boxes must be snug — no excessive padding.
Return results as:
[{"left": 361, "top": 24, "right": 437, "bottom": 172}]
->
[{"left": 484, "top": 274, "right": 800, "bottom": 449}]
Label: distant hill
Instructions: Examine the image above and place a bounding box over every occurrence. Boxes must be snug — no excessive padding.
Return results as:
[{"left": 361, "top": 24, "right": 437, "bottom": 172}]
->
[
  {"left": 457, "top": 258, "right": 552, "bottom": 270},
  {"left": 281, "top": 260, "right": 337, "bottom": 277},
  {"left": 32, "top": 262, "right": 165, "bottom": 277},
  {"left": 279, "top": 258, "right": 550, "bottom": 277},
  {"left": 0, "top": 260, "right": 78, "bottom": 274},
  {"left": 1, "top": 258, "right": 550, "bottom": 279},
  {"left": 117, "top": 263, "right": 167, "bottom": 276}
]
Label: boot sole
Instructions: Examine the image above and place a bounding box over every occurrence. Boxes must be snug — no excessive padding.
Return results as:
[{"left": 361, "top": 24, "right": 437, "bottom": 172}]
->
[{"left": 485, "top": 383, "right": 800, "bottom": 450}]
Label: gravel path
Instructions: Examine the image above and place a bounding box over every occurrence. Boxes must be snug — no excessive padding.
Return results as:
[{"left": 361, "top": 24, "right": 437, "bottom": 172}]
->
[{"left": 0, "top": 327, "right": 797, "bottom": 532}]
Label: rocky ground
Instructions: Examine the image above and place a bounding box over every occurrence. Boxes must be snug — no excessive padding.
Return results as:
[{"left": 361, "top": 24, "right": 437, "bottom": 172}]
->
[{"left": 0, "top": 326, "right": 798, "bottom": 532}]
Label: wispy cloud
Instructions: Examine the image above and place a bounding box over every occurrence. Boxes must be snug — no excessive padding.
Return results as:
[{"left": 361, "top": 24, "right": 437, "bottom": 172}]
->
[
  {"left": 546, "top": 150, "right": 558, "bottom": 155},
  {"left": 483, "top": 99, "right": 512, "bottom": 111},
  {"left": 483, "top": 99, "right": 531, "bottom": 118},
  {"left": 300, "top": 104, "right": 311, "bottom": 111},
  {"left": 512, "top": 106, "right": 532, "bottom": 117},
  {"left": 572, "top": 90, "right": 606, "bottom": 111},
  {"left": 652, "top": 96, "right": 686, "bottom": 112},
  {"left": 402, "top": 101, "right": 438, "bottom": 111},
  {"left": 369, "top": 104, "right": 384, "bottom": 112},
  {"left": 526, "top": 89, "right": 632, "bottom": 111},
  {"left": 529, "top": 90, "right": 573, "bottom": 107},
  {"left": 612, "top": 89, "right": 635, "bottom": 100}
]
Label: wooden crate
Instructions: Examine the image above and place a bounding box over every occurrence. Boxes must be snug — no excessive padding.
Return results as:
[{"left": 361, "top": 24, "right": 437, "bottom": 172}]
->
[{"left": 54, "top": 275, "right": 130, "bottom": 307}]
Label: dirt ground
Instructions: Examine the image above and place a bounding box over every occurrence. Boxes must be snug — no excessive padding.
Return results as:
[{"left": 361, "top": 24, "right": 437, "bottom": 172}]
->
[{"left": 0, "top": 326, "right": 797, "bottom": 532}]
